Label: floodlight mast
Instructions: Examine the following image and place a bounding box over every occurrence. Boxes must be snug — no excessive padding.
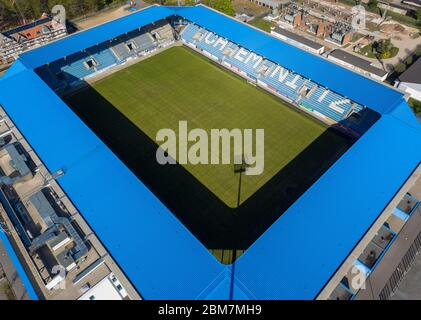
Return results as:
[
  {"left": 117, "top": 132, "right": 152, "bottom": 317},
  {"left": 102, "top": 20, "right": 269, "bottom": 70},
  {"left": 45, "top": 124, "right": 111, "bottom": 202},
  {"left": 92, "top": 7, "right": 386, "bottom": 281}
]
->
[{"left": 229, "top": 157, "right": 249, "bottom": 300}]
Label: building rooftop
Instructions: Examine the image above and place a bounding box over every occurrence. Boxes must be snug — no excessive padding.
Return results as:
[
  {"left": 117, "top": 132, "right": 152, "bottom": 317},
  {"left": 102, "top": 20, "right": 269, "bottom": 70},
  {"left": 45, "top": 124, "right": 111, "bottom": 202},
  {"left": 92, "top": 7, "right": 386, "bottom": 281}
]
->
[
  {"left": 398, "top": 58, "right": 421, "bottom": 84},
  {"left": 0, "top": 5, "right": 421, "bottom": 300},
  {"left": 78, "top": 274, "right": 125, "bottom": 300},
  {"left": 252, "top": 0, "right": 289, "bottom": 7},
  {"left": 402, "top": 0, "right": 421, "bottom": 6},
  {"left": 29, "top": 191, "right": 56, "bottom": 228},
  {"left": 328, "top": 49, "right": 388, "bottom": 78},
  {"left": 273, "top": 26, "right": 324, "bottom": 50},
  {"left": 2, "top": 144, "right": 31, "bottom": 178}
]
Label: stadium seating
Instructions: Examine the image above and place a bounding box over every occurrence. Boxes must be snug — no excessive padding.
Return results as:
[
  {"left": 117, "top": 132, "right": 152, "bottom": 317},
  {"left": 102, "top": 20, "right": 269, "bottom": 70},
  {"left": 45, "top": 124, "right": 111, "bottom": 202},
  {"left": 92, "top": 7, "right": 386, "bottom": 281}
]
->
[
  {"left": 39, "top": 44, "right": 118, "bottom": 87},
  {"left": 52, "top": 51, "right": 94, "bottom": 82},
  {"left": 180, "top": 22, "right": 365, "bottom": 123},
  {"left": 151, "top": 23, "right": 175, "bottom": 47},
  {"left": 36, "top": 65, "right": 66, "bottom": 91},
  {"left": 110, "top": 36, "right": 135, "bottom": 61},
  {"left": 86, "top": 42, "right": 118, "bottom": 71},
  {"left": 36, "top": 20, "right": 365, "bottom": 124},
  {"left": 128, "top": 29, "right": 157, "bottom": 53}
]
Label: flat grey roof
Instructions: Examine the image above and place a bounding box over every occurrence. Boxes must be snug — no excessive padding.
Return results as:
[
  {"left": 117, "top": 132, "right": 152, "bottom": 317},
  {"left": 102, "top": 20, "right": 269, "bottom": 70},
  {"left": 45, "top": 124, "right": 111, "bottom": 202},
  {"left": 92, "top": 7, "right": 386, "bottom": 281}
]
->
[
  {"left": 272, "top": 27, "right": 324, "bottom": 50},
  {"left": 56, "top": 249, "right": 75, "bottom": 268},
  {"left": 398, "top": 58, "right": 421, "bottom": 84},
  {"left": 402, "top": 0, "right": 421, "bottom": 6},
  {"left": 328, "top": 49, "right": 388, "bottom": 77},
  {"left": 258, "top": 0, "right": 289, "bottom": 6},
  {"left": 29, "top": 191, "right": 56, "bottom": 226},
  {"left": 48, "top": 231, "right": 69, "bottom": 249},
  {"left": 4, "top": 144, "right": 30, "bottom": 178}
]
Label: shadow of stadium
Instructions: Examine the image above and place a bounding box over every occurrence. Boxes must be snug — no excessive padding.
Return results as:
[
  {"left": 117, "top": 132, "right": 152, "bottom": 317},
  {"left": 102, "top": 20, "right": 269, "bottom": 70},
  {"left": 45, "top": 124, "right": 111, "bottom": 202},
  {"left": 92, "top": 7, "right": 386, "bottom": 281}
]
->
[{"left": 63, "top": 83, "right": 356, "bottom": 253}]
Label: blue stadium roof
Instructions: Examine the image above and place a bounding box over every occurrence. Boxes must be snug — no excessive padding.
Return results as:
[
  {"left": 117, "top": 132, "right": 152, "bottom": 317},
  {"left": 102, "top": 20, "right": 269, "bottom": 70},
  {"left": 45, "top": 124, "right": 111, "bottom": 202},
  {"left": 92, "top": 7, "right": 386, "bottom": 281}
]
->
[
  {"left": 18, "top": 5, "right": 405, "bottom": 115},
  {"left": 0, "top": 5, "right": 421, "bottom": 299},
  {"left": 18, "top": 6, "right": 176, "bottom": 69},
  {"left": 0, "top": 228, "right": 38, "bottom": 300}
]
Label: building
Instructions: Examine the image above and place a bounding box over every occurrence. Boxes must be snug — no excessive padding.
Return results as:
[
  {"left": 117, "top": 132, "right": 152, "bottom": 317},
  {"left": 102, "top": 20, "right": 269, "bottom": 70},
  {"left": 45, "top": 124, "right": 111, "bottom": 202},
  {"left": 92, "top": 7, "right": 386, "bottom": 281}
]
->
[
  {"left": 378, "top": 1, "right": 410, "bottom": 15},
  {"left": 281, "top": 10, "right": 302, "bottom": 27},
  {"left": 0, "top": 4, "right": 421, "bottom": 300},
  {"left": 0, "top": 15, "right": 67, "bottom": 65},
  {"left": 248, "top": 0, "right": 289, "bottom": 9},
  {"left": 78, "top": 273, "right": 128, "bottom": 300},
  {"left": 394, "top": 58, "right": 421, "bottom": 101},
  {"left": 307, "top": 21, "right": 326, "bottom": 38},
  {"left": 327, "top": 49, "right": 389, "bottom": 82},
  {"left": 271, "top": 26, "right": 325, "bottom": 54}
]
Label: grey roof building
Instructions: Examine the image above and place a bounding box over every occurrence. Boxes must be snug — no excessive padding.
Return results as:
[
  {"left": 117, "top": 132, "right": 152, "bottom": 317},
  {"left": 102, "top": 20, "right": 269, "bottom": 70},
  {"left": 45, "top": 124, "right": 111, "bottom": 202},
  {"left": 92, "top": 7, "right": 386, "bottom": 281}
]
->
[
  {"left": 271, "top": 27, "right": 325, "bottom": 54},
  {"left": 327, "top": 49, "right": 389, "bottom": 81},
  {"left": 395, "top": 58, "right": 421, "bottom": 101}
]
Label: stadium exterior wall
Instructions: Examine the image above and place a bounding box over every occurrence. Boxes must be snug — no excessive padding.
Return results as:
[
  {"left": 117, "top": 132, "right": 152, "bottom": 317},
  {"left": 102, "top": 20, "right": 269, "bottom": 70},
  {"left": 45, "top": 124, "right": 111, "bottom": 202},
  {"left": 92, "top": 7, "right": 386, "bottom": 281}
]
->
[{"left": 0, "top": 5, "right": 420, "bottom": 300}]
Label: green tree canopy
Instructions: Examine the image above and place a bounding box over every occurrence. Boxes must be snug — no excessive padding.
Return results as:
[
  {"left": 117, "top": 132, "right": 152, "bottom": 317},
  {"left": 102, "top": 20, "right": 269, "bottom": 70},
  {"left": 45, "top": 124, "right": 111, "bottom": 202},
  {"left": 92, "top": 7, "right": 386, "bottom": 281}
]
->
[
  {"left": 367, "top": 0, "right": 378, "bottom": 9},
  {"left": 202, "top": 0, "right": 235, "bottom": 16},
  {"left": 416, "top": 8, "right": 421, "bottom": 21},
  {"left": 0, "top": 0, "right": 125, "bottom": 30},
  {"left": 394, "top": 62, "right": 406, "bottom": 73}
]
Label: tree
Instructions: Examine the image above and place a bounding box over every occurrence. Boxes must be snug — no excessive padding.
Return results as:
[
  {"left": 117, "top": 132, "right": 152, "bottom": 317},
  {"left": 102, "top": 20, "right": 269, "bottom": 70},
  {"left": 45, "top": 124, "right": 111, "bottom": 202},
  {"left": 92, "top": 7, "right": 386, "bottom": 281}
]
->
[
  {"left": 367, "top": 0, "right": 378, "bottom": 9},
  {"left": 373, "top": 39, "right": 393, "bottom": 58},
  {"left": 0, "top": 0, "right": 126, "bottom": 29},
  {"left": 202, "top": 0, "right": 235, "bottom": 16},
  {"left": 409, "top": 98, "right": 421, "bottom": 115},
  {"left": 416, "top": 8, "right": 421, "bottom": 21},
  {"left": 0, "top": 1, "right": 20, "bottom": 29},
  {"left": 394, "top": 62, "right": 406, "bottom": 73}
]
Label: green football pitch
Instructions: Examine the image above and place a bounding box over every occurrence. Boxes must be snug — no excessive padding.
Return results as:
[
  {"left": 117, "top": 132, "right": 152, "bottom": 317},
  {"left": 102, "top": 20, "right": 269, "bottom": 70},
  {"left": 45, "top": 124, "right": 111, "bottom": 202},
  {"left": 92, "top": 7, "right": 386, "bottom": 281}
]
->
[{"left": 65, "top": 46, "right": 343, "bottom": 208}]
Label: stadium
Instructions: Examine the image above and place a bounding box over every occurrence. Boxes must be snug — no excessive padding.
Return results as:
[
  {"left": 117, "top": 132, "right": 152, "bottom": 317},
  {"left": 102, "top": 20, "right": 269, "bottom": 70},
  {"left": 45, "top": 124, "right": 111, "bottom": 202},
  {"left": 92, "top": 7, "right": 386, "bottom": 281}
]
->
[{"left": 1, "top": 4, "right": 421, "bottom": 300}]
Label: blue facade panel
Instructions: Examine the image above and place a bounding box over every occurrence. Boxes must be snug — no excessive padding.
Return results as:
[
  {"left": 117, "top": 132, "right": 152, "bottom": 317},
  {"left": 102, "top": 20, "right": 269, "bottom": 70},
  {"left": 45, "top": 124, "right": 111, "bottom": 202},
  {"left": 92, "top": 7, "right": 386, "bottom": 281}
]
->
[
  {"left": 235, "top": 115, "right": 421, "bottom": 299},
  {"left": 177, "top": 5, "right": 404, "bottom": 115},
  {"left": 0, "top": 70, "right": 224, "bottom": 299},
  {"left": 0, "top": 230, "right": 38, "bottom": 300},
  {"left": 0, "top": 5, "right": 420, "bottom": 300}
]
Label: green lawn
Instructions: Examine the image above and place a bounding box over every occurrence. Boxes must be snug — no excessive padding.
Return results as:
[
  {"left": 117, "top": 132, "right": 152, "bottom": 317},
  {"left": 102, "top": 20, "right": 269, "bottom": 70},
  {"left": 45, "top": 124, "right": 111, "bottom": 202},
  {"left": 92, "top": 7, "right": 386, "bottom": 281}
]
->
[
  {"left": 358, "top": 43, "right": 399, "bottom": 59},
  {"left": 249, "top": 17, "right": 272, "bottom": 33},
  {"left": 66, "top": 46, "right": 327, "bottom": 208}
]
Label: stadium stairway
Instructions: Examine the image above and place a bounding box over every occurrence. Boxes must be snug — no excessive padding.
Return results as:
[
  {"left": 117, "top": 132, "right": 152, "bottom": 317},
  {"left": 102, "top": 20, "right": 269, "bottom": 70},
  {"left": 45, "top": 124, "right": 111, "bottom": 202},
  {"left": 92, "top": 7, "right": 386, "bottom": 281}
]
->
[
  {"left": 86, "top": 43, "right": 118, "bottom": 71},
  {"left": 110, "top": 36, "right": 135, "bottom": 62},
  {"left": 128, "top": 29, "right": 157, "bottom": 53}
]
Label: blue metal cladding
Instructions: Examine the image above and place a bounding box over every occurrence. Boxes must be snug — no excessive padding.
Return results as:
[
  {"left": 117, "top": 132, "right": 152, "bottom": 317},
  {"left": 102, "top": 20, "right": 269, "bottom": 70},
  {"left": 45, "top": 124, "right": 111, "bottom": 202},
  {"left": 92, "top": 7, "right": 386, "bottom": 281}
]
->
[
  {"left": 0, "top": 70, "right": 224, "bottom": 299},
  {"left": 176, "top": 5, "right": 404, "bottom": 115},
  {"left": 0, "top": 228, "right": 38, "bottom": 300},
  {"left": 235, "top": 115, "right": 421, "bottom": 299},
  {"left": 0, "top": 5, "right": 420, "bottom": 300}
]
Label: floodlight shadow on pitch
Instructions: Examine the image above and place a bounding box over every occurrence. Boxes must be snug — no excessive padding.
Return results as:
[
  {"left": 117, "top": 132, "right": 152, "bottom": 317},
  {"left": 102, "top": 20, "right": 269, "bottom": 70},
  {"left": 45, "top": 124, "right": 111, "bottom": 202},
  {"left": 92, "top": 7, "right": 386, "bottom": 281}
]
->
[{"left": 233, "top": 154, "right": 251, "bottom": 174}]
